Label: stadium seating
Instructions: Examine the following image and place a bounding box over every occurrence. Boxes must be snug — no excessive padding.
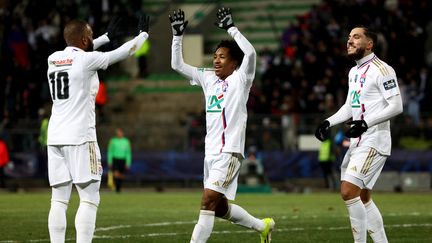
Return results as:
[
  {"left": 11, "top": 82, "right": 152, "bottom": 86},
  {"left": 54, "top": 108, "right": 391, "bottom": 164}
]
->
[
  {"left": 98, "top": 77, "right": 203, "bottom": 151},
  {"left": 205, "top": 0, "right": 320, "bottom": 53}
]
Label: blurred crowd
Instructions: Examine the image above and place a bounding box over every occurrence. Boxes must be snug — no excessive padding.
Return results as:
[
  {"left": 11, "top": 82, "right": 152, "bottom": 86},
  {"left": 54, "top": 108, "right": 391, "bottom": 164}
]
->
[
  {"left": 243, "top": 0, "right": 432, "bottom": 150},
  {"left": 1, "top": 0, "right": 431, "bottom": 151},
  {"left": 0, "top": 0, "right": 143, "bottom": 130},
  {"left": 250, "top": 0, "right": 431, "bottom": 120},
  {"left": 189, "top": 0, "right": 432, "bottom": 151}
]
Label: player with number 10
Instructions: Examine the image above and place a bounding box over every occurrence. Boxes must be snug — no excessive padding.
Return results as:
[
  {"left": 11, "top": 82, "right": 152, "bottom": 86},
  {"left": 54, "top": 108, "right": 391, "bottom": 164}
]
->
[{"left": 46, "top": 15, "right": 149, "bottom": 243}]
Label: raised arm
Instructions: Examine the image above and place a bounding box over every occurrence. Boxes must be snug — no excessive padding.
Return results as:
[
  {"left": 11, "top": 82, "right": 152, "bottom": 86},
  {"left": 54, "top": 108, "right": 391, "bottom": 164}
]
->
[
  {"left": 169, "top": 9, "right": 196, "bottom": 79},
  {"left": 215, "top": 7, "right": 256, "bottom": 80},
  {"left": 93, "top": 35, "right": 109, "bottom": 50},
  {"left": 94, "top": 16, "right": 121, "bottom": 50},
  {"left": 105, "top": 32, "right": 148, "bottom": 65},
  {"left": 229, "top": 27, "right": 256, "bottom": 79},
  {"left": 105, "top": 14, "right": 149, "bottom": 66}
]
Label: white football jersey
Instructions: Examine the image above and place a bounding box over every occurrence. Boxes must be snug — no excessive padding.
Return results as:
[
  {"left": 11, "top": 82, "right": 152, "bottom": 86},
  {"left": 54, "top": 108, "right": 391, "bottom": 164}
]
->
[
  {"left": 171, "top": 27, "right": 256, "bottom": 158},
  {"left": 47, "top": 47, "right": 109, "bottom": 145},
  {"left": 346, "top": 52, "right": 400, "bottom": 155},
  {"left": 191, "top": 68, "right": 252, "bottom": 157}
]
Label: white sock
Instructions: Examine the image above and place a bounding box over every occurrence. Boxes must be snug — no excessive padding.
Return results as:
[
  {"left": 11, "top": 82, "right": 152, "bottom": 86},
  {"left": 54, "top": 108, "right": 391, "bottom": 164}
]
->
[
  {"left": 75, "top": 201, "right": 98, "bottom": 243},
  {"left": 345, "top": 196, "right": 367, "bottom": 243},
  {"left": 224, "top": 204, "right": 265, "bottom": 232},
  {"left": 365, "top": 200, "right": 388, "bottom": 243},
  {"left": 48, "top": 200, "right": 68, "bottom": 243},
  {"left": 190, "top": 210, "right": 215, "bottom": 243}
]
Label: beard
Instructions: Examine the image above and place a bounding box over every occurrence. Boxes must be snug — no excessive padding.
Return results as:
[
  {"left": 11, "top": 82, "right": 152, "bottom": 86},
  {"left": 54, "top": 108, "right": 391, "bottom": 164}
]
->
[
  {"left": 347, "top": 46, "right": 366, "bottom": 61},
  {"left": 85, "top": 41, "right": 94, "bottom": 52}
]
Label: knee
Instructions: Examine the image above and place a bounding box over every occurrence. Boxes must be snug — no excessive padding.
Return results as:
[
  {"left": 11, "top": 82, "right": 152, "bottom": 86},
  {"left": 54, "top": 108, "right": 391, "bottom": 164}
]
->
[
  {"left": 340, "top": 189, "right": 352, "bottom": 201},
  {"left": 80, "top": 199, "right": 99, "bottom": 209},
  {"left": 340, "top": 186, "right": 357, "bottom": 201},
  {"left": 201, "top": 194, "right": 218, "bottom": 211},
  {"left": 340, "top": 181, "right": 361, "bottom": 201},
  {"left": 201, "top": 190, "right": 225, "bottom": 212},
  {"left": 76, "top": 181, "right": 101, "bottom": 206}
]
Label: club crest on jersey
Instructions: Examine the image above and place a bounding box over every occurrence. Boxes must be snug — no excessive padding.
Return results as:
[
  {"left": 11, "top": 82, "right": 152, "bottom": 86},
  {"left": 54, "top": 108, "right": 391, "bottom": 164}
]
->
[
  {"left": 222, "top": 81, "right": 229, "bottom": 92},
  {"left": 360, "top": 73, "right": 366, "bottom": 84},
  {"left": 216, "top": 79, "right": 229, "bottom": 92}
]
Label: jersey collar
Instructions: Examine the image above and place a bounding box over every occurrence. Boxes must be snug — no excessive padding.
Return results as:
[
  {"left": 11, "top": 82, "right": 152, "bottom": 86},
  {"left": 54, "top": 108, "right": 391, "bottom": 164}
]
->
[
  {"left": 356, "top": 52, "right": 375, "bottom": 69},
  {"left": 65, "top": 46, "right": 84, "bottom": 52}
]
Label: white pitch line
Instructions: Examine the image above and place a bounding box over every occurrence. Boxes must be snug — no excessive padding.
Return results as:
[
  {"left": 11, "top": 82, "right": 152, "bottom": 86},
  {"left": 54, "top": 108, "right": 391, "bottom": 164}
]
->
[
  {"left": 1, "top": 222, "right": 431, "bottom": 242},
  {"left": 95, "top": 220, "right": 197, "bottom": 232},
  {"left": 91, "top": 223, "right": 432, "bottom": 240}
]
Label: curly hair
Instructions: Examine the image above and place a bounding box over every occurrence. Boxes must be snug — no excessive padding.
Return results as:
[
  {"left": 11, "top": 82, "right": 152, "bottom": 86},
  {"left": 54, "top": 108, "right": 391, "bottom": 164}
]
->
[{"left": 215, "top": 40, "right": 244, "bottom": 67}]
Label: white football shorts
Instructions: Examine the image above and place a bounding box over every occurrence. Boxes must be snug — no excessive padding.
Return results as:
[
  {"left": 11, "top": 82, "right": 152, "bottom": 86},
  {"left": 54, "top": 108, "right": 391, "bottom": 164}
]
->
[
  {"left": 341, "top": 146, "right": 387, "bottom": 189},
  {"left": 204, "top": 152, "right": 242, "bottom": 200},
  {"left": 48, "top": 141, "right": 102, "bottom": 186}
]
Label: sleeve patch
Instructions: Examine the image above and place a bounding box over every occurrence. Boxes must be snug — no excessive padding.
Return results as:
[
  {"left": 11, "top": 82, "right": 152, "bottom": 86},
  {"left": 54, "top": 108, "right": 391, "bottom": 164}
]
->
[
  {"left": 197, "top": 68, "right": 214, "bottom": 73},
  {"left": 383, "top": 79, "right": 396, "bottom": 90}
]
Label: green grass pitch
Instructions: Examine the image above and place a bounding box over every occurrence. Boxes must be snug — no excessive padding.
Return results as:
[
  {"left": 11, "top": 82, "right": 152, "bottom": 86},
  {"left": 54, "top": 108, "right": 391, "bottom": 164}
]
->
[{"left": 0, "top": 191, "right": 431, "bottom": 242}]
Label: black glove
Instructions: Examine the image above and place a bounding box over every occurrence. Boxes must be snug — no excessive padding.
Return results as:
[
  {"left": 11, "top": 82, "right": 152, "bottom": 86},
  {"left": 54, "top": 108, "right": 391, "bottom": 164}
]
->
[
  {"left": 169, "top": 9, "right": 188, "bottom": 36},
  {"left": 138, "top": 13, "right": 150, "bottom": 34},
  {"left": 345, "top": 120, "right": 368, "bottom": 138},
  {"left": 214, "top": 7, "right": 234, "bottom": 30},
  {"left": 106, "top": 16, "right": 122, "bottom": 40},
  {"left": 315, "top": 120, "right": 330, "bottom": 142}
]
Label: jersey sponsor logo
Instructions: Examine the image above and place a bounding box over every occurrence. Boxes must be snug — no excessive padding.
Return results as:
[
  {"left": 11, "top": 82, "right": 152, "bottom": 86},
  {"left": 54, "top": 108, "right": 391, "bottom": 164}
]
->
[
  {"left": 207, "top": 94, "right": 224, "bottom": 113},
  {"left": 50, "top": 59, "right": 73, "bottom": 66},
  {"left": 350, "top": 90, "right": 361, "bottom": 108},
  {"left": 383, "top": 79, "right": 396, "bottom": 90}
]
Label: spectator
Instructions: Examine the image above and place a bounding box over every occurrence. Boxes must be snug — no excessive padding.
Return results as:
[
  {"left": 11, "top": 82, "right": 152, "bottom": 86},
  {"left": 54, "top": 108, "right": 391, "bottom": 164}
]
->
[
  {"left": 318, "top": 135, "right": 337, "bottom": 191},
  {"left": 0, "top": 136, "right": 10, "bottom": 188},
  {"left": 37, "top": 108, "right": 49, "bottom": 179},
  {"left": 95, "top": 79, "right": 108, "bottom": 123},
  {"left": 134, "top": 39, "right": 151, "bottom": 78},
  {"left": 239, "top": 146, "right": 266, "bottom": 186}
]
